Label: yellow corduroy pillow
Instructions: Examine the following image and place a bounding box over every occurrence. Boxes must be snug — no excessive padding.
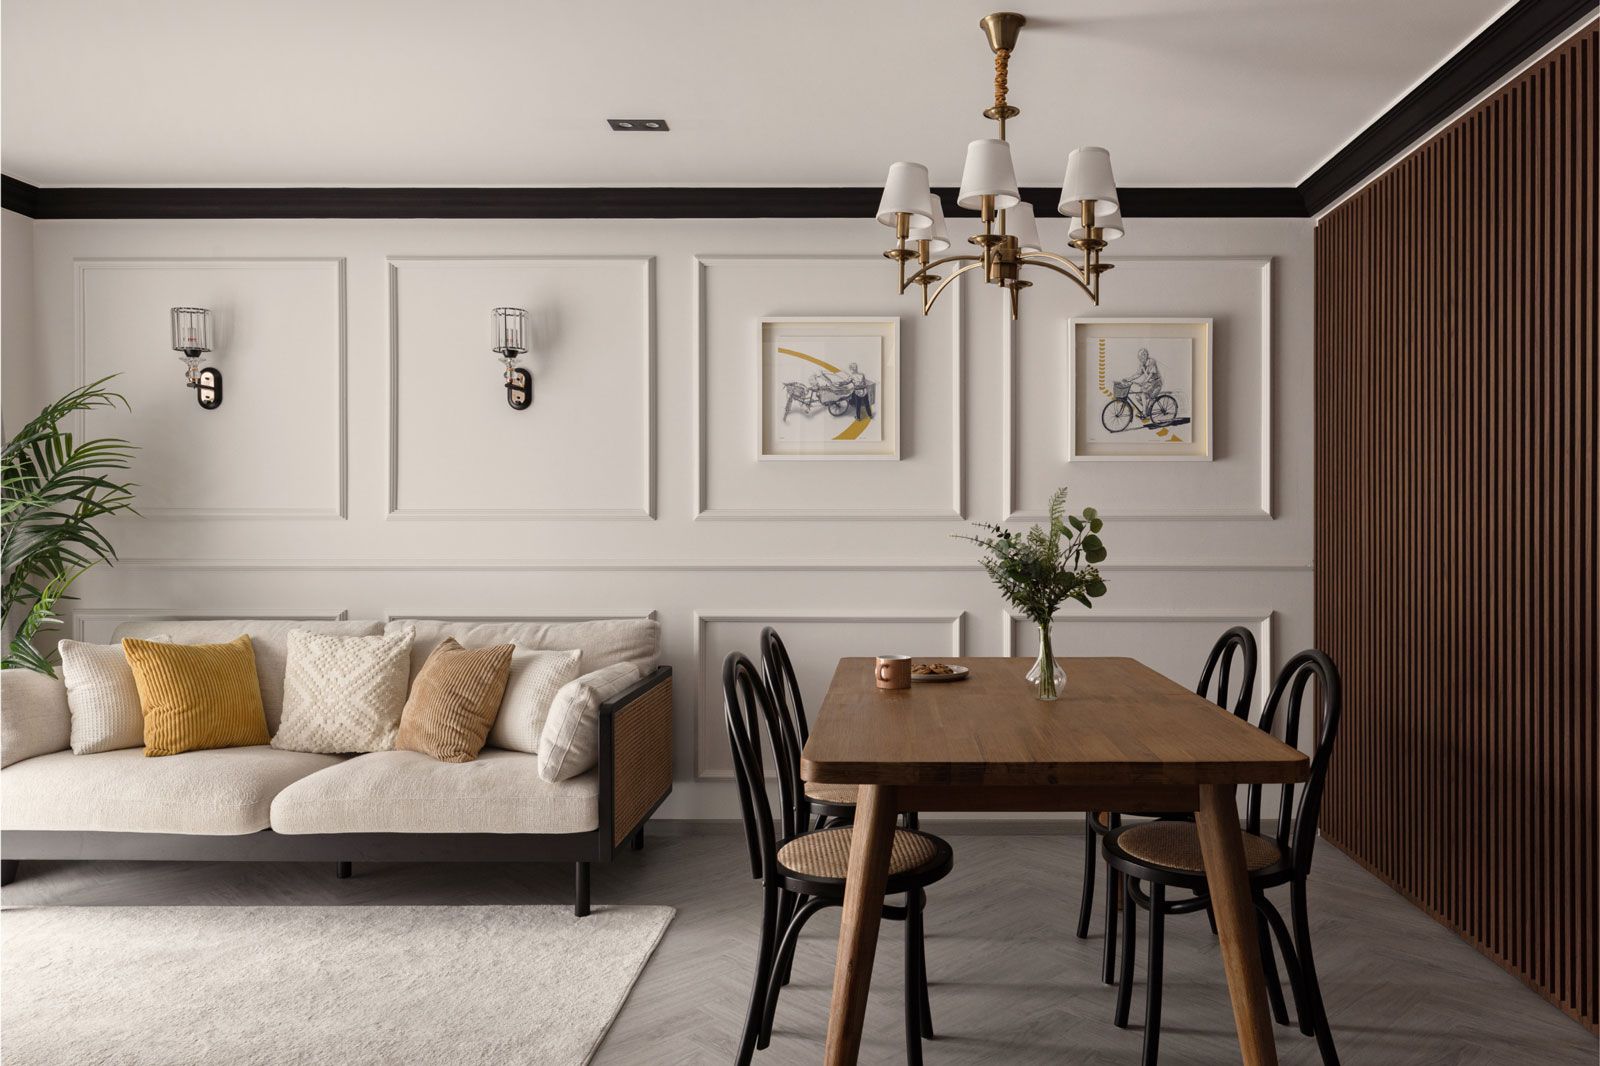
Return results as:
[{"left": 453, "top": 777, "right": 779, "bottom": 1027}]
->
[{"left": 123, "top": 635, "right": 270, "bottom": 757}]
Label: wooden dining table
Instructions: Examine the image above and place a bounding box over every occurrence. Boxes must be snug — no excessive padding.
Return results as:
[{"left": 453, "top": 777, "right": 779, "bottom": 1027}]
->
[{"left": 800, "top": 656, "right": 1309, "bottom": 1065}]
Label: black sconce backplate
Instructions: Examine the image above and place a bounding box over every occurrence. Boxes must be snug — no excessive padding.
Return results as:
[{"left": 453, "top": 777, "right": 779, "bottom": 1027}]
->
[
  {"left": 506, "top": 367, "right": 533, "bottom": 410},
  {"left": 194, "top": 367, "right": 223, "bottom": 410}
]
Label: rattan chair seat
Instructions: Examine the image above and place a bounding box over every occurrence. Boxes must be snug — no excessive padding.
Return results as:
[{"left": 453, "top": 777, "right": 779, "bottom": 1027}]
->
[
  {"left": 1114, "top": 820, "right": 1282, "bottom": 874},
  {"left": 804, "top": 781, "right": 859, "bottom": 806},
  {"left": 778, "top": 827, "right": 941, "bottom": 880}
]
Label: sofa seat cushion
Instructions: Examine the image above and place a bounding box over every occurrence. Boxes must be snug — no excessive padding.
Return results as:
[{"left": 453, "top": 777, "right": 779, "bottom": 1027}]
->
[
  {"left": 0, "top": 747, "right": 344, "bottom": 835},
  {"left": 269, "top": 749, "right": 599, "bottom": 836}
]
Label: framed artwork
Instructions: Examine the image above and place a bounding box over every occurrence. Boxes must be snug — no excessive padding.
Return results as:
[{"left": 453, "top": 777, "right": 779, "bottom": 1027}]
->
[
  {"left": 758, "top": 317, "right": 900, "bottom": 460},
  {"left": 1067, "top": 317, "right": 1214, "bottom": 461}
]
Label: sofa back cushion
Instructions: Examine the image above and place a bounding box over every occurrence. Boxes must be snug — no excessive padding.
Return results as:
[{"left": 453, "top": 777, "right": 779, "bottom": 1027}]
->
[
  {"left": 112, "top": 620, "right": 383, "bottom": 734},
  {"left": 0, "top": 669, "right": 70, "bottom": 768},
  {"left": 123, "top": 635, "right": 271, "bottom": 757},
  {"left": 387, "top": 618, "right": 658, "bottom": 682}
]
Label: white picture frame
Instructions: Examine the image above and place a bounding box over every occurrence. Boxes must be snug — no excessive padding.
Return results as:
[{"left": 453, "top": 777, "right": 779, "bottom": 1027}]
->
[
  {"left": 757, "top": 317, "right": 900, "bottom": 461},
  {"left": 1067, "top": 317, "right": 1214, "bottom": 461}
]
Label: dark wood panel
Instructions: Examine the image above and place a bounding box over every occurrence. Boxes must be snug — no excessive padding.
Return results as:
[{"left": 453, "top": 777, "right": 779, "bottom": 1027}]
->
[
  {"left": 0, "top": 181, "right": 1306, "bottom": 220},
  {"left": 1315, "top": 27, "right": 1598, "bottom": 1032}
]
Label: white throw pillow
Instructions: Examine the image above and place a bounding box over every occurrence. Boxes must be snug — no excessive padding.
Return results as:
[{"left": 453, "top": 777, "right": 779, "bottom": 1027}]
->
[
  {"left": 60, "top": 637, "right": 167, "bottom": 754},
  {"left": 488, "top": 649, "right": 582, "bottom": 754},
  {"left": 538, "top": 661, "right": 644, "bottom": 782},
  {"left": 272, "top": 628, "right": 413, "bottom": 754}
]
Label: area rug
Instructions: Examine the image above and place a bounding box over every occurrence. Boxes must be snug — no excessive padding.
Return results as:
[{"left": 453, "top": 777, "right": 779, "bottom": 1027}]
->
[{"left": 1, "top": 905, "right": 673, "bottom": 1065}]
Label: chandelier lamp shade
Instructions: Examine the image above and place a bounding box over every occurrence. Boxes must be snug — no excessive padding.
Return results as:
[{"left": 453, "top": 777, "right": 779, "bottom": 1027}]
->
[{"left": 876, "top": 11, "right": 1123, "bottom": 320}]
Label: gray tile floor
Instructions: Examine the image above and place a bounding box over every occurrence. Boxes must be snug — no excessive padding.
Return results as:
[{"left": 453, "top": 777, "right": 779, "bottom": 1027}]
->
[{"left": 3, "top": 824, "right": 1594, "bottom": 1064}]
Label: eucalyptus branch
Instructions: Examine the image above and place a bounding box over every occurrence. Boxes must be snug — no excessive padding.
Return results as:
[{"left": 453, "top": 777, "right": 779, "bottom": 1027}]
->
[{"left": 955, "top": 486, "right": 1108, "bottom": 626}]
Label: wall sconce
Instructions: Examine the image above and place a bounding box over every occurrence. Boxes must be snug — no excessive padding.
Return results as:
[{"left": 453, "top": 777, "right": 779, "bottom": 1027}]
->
[
  {"left": 492, "top": 307, "right": 533, "bottom": 411},
  {"left": 170, "top": 307, "right": 222, "bottom": 409}
]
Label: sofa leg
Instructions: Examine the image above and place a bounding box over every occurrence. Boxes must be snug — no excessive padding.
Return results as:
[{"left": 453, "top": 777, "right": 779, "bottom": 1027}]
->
[
  {"left": 574, "top": 862, "right": 591, "bottom": 917},
  {"left": 1, "top": 859, "right": 17, "bottom": 886},
  {"left": 630, "top": 826, "right": 645, "bottom": 852},
  {"left": 335, "top": 862, "right": 352, "bottom": 880}
]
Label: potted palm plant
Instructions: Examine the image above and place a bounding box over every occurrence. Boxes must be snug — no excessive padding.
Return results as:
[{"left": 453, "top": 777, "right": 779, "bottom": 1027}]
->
[
  {"left": 958, "top": 487, "right": 1107, "bottom": 700},
  {"left": 2, "top": 378, "right": 138, "bottom": 675}
]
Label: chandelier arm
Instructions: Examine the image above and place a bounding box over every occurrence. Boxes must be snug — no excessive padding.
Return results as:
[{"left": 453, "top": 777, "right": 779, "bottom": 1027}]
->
[
  {"left": 920, "top": 260, "right": 986, "bottom": 313},
  {"left": 900, "top": 253, "right": 983, "bottom": 294},
  {"left": 1016, "top": 256, "right": 1097, "bottom": 301}
]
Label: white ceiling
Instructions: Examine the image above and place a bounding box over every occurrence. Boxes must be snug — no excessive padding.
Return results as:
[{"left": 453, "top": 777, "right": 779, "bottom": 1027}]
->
[{"left": 2, "top": 0, "right": 1509, "bottom": 188}]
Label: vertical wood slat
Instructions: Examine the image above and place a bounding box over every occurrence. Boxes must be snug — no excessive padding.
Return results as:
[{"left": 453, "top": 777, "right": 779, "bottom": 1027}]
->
[{"left": 1315, "top": 25, "right": 1599, "bottom": 1033}]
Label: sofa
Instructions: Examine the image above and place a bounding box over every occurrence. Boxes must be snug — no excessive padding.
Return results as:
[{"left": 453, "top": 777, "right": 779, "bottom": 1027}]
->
[{"left": 0, "top": 617, "right": 673, "bottom": 916}]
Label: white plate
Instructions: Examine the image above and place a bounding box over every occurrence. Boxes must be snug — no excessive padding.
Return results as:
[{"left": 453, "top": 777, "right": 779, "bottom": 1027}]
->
[{"left": 909, "top": 664, "right": 970, "bottom": 683}]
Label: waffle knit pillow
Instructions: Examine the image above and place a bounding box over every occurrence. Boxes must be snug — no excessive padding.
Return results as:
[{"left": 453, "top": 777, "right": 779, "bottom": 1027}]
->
[
  {"left": 394, "top": 638, "right": 514, "bottom": 763},
  {"left": 538, "top": 661, "right": 643, "bottom": 782},
  {"left": 59, "top": 637, "right": 168, "bottom": 754},
  {"left": 122, "top": 635, "right": 270, "bottom": 757},
  {"left": 487, "top": 648, "right": 583, "bottom": 754},
  {"left": 271, "top": 628, "right": 414, "bottom": 754}
]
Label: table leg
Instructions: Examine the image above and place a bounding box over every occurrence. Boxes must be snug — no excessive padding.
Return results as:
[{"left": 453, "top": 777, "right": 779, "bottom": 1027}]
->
[
  {"left": 1195, "top": 783, "right": 1279, "bottom": 1066},
  {"left": 823, "top": 783, "right": 898, "bottom": 1066}
]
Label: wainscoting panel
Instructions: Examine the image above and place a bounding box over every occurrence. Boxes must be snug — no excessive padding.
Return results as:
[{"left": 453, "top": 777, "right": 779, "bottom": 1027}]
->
[
  {"left": 1316, "top": 27, "right": 1597, "bottom": 1030},
  {"left": 693, "top": 610, "right": 964, "bottom": 778},
  {"left": 387, "top": 256, "right": 653, "bottom": 518},
  {"left": 76, "top": 258, "right": 346, "bottom": 519},
  {"left": 694, "top": 256, "right": 963, "bottom": 519},
  {"left": 1007, "top": 256, "right": 1273, "bottom": 521}
]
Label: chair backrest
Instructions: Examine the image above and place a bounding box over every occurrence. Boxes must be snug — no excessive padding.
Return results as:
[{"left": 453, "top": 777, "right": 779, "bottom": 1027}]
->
[
  {"left": 723, "top": 650, "right": 807, "bottom": 885},
  {"left": 1243, "top": 649, "right": 1342, "bottom": 877},
  {"left": 760, "top": 626, "right": 810, "bottom": 747},
  {"left": 1197, "top": 625, "right": 1258, "bottom": 720}
]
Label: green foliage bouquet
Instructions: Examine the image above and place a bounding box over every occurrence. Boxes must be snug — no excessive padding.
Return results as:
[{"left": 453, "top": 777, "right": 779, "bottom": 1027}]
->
[{"left": 957, "top": 487, "right": 1107, "bottom": 699}]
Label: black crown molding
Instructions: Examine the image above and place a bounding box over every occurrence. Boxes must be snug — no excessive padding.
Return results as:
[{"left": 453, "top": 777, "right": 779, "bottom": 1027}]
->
[
  {"left": 3, "top": 0, "right": 1591, "bottom": 223},
  {"left": 1300, "top": 0, "right": 1598, "bottom": 213}
]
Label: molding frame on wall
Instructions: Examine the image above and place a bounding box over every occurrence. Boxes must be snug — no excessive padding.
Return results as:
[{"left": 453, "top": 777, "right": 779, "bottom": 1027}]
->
[
  {"left": 69, "top": 606, "right": 350, "bottom": 641},
  {"left": 692, "top": 608, "right": 966, "bottom": 779},
  {"left": 691, "top": 255, "right": 964, "bottom": 521},
  {"left": 1002, "top": 256, "right": 1275, "bottom": 522},
  {"left": 1000, "top": 608, "right": 1277, "bottom": 706},
  {"left": 72, "top": 256, "right": 350, "bottom": 521},
  {"left": 383, "top": 255, "right": 656, "bottom": 520},
  {"left": 382, "top": 609, "right": 656, "bottom": 623}
]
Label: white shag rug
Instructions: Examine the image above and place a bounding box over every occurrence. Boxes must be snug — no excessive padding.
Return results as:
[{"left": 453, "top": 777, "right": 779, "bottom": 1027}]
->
[{"left": 1, "top": 905, "right": 673, "bottom": 1066}]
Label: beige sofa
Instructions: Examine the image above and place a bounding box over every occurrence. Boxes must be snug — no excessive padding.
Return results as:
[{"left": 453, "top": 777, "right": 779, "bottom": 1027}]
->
[{"left": 0, "top": 617, "right": 673, "bottom": 915}]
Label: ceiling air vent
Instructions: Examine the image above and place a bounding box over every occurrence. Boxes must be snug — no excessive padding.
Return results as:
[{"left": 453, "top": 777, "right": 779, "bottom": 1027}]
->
[{"left": 607, "top": 119, "right": 669, "bottom": 132}]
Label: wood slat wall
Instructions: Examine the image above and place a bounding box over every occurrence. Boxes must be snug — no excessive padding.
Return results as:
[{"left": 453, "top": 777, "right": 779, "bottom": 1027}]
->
[{"left": 1315, "top": 25, "right": 1597, "bottom": 1031}]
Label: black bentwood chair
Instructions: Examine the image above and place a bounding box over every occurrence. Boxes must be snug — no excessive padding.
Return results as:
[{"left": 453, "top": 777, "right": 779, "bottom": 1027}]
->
[
  {"left": 1078, "top": 626, "right": 1258, "bottom": 984},
  {"left": 1104, "top": 649, "right": 1342, "bottom": 1066},
  {"left": 758, "top": 627, "right": 922, "bottom": 833},
  {"left": 724, "top": 651, "right": 953, "bottom": 1065}
]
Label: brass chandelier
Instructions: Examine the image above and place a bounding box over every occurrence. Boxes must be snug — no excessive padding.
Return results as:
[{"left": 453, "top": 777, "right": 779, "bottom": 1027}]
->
[{"left": 876, "top": 12, "right": 1123, "bottom": 320}]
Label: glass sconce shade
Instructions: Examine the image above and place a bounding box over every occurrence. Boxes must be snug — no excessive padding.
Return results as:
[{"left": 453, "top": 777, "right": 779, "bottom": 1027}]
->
[
  {"left": 957, "top": 139, "right": 1020, "bottom": 210},
  {"left": 1005, "top": 202, "right": 1043, "bottom": 252},
  {"left": 907, "top": 196, "right": 950, "bottom": 252},
  {"left": 492, "top": 307, "right": 529, "bottom": 355},
  {"left": 1059, "top": 146, "right": 1119, "bottom": 217},
  {"left": 876, "top": 162, "right": 934, "bottom": 227},
  {"left": 170, "top": 307, "right": 212, "bottom": 353},
  {"left": 1070, "top": 204, "right": 1125, "bottom": 242}
]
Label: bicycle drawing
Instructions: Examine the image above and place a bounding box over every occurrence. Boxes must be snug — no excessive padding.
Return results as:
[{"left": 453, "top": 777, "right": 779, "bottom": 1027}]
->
[{"left": 1101, "top": 378, "right": 1179, "bottom": 432}]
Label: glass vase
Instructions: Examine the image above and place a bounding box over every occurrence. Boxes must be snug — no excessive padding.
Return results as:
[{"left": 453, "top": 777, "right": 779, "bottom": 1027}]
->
[{"left": 1025, "top": 620, "right": 1066, "bottom": 701}]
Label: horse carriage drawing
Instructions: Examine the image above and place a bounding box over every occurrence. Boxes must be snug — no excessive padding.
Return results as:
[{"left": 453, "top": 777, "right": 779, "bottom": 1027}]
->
[{"left": 781, "top": 374, "right": 877, "bottom": 423}]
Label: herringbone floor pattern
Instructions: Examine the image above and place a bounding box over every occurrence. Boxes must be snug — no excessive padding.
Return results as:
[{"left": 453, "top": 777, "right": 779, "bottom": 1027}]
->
[{"left": 4, "top": 825, "right": 1593, "bottom": 1064}]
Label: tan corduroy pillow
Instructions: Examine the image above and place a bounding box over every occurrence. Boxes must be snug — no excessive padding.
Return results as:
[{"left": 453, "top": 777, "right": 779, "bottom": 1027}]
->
[
  {"left": 122, "top": 635, "right": 270, "bottom": 758},
  {"left": 394, "top": 637, "right": 514, "bottom": 763}
]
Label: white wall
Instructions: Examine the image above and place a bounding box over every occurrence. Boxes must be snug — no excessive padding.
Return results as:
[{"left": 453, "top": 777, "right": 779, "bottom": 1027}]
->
[{"left": 12, "top": 214, "right": 1313, "bottom": 818}]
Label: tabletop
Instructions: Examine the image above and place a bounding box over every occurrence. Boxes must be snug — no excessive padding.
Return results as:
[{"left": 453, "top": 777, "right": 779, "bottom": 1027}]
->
[{"left": 801, "top": 656, "right": 1309, "bottom": 788}]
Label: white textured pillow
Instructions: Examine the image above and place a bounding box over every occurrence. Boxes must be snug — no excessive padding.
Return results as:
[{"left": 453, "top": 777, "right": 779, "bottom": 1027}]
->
[
  {"left": 60, "top": 637, "right": 167, "bottom": 754},
  {"left": 538, "top": 661, "right": 644, "bottom": 782},
  {"left": 272, "top": 628, "right": 413, "bottom": 754},
  {"left": 488, "top": 649, "right": 582, "bottom": 754}
]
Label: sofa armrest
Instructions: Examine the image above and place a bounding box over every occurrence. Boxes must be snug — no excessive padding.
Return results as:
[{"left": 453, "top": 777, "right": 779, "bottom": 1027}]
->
[
  {"left": 1, "top": 669, "right": 71, "bottom": 768},
  {"left": 600, "top": 666, "right": 672, "bottom": 848}
]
